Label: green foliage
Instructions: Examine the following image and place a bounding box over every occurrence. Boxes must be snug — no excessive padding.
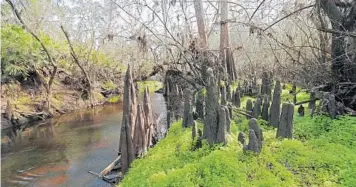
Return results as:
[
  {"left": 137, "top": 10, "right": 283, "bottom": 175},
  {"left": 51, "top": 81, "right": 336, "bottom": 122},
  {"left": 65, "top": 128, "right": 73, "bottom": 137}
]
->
[
  {"left": 108, "top": 95, "right": 120, "bottom": 103},
  {"left": 102, "top": 81, "right": 117, "bottom": 90},
  {"left": 137, "top": 81, "right": 163, "bottom": 93},
  {"left": 120, "top": 96, "right": 356, "bottom": 187},
  {"left": 1, "top": 24, "right": 67, "bottom": 79},
  {"left": 1, "top": 24, "right": 42, "bottom": 77}
]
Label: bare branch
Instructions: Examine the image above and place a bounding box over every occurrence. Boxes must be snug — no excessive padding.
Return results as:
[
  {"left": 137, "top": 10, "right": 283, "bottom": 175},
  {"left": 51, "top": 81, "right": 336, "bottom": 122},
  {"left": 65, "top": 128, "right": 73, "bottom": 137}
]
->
[{"left": 263, "top": 4, "right": 315, "bottom": 31}]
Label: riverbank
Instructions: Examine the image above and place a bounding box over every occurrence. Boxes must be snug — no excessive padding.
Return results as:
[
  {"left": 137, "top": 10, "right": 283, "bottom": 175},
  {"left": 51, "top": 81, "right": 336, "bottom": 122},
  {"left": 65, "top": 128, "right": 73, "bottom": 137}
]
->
[
  {"left": 1, "top": 89, "right": 167, "bottom": 187},
  {"left": 119, "top": 93, "right": 356, "bottom": 186},
  {"left": 1, "top": 79, "right": 163, "bottom": 130}
]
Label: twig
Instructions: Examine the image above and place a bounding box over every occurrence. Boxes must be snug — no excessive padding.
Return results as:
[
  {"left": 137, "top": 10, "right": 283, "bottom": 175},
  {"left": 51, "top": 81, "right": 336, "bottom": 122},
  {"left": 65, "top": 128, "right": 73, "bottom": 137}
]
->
[
  {"left": 263, "top": 4, "right": 314, "bottom": 31},
  {"left": 249, "top": 0, "right": 266, "bottom": 21}
]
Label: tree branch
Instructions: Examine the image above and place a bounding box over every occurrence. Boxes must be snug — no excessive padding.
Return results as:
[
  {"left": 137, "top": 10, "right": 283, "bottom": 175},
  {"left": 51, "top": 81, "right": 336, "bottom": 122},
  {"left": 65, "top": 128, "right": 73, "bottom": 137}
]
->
[
  {"left": 263, "top": 4, "right": 314, "bottom": 31},
  {"left": 5, "top": 0, "right": 56, "bottom": 67},
  {"left": 317, "top": 27, "right": 356, "bottom": 38},
  {"left": 249, "top": 0, "right": 266, "bottom": 21}
]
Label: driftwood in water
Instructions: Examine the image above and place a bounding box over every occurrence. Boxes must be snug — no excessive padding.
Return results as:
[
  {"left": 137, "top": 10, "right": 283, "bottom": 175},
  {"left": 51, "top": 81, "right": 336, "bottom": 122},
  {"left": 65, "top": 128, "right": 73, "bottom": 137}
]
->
[
  {"left": 100, "top": 155, "right": 121, "bottom": 176},
  {"left": 87, "top": 170, "right": 119, "bottom": 184}
]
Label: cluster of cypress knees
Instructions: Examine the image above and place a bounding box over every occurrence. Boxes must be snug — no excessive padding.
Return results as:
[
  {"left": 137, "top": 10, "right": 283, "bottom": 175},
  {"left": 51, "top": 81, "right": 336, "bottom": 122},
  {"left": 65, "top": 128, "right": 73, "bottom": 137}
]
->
[
  {"left": 181, "top": 69, "right": 295, "bottom": 154},
  {"left": 119, "top": 64, "right": 341, "bottom": 176}
]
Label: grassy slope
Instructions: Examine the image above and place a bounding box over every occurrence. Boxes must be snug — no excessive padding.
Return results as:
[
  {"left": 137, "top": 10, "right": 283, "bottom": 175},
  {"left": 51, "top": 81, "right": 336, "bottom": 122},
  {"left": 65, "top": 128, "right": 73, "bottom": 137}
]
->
[{"left": 120, "top": 87, "right": 356, "bottom": 187}]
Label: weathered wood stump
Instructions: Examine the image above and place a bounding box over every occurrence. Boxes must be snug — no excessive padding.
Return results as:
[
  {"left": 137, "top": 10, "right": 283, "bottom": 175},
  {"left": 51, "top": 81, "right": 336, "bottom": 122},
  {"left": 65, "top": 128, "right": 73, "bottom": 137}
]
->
[
  {"left": 143, "top": 87, "right": 154, "bottom": 148},
  {"left": 183, "top": 91, "right": 194, "bottom": 128},
  {"left": 120, "top": 114, "right": 134, "bottom": 174},
  {"left": 221, "top": 85, "right": 227, "bottom": 105},
  {"left": 195, "top": 90, "right": 205, "bottom": 120},
  {"left": 248, "top": 118, "right": 263, "bottom": 145},
  {"left": 234, "top": 89, "right": 241, "bottom": 108},
  {"left": 261, "top": 95, "right": 269, "bottom": 121},
  {"left": 298, "top": 105, "right": 305, "bottom": 117},
  {"left": 217, "top": 106, "right": 227, "bottom": 144},
  {"left": 119, "top": 65, "right": 136, "bottom": 174},
  {"left": 192, "top": 121, "right": 197, "bottom": 140},
  {"left": 309, "top": 91, "right": 316, "bottom": 116},
  {"left": 269, "top": 80, "right": 281, "bottom": 127},
  {"left": 276, "top": 103, "right": 294, "bottom": 139},
  {"left": 243, "top": 118, "right": 263, "bottom": 153},
  {"left": 133, "top": 104, "right": 146, "bottom": 157},
  {"left": 225, "top": 105, "right": 232, "bottom": 133},
  {"left": 226, "top": 84, "right": 232, "bottom": 102},
  {"left": 252, "top": 98, "right": 262, "bottom": 119},
  {"left": 238, "top": 132, "right": 246, "bottom": 145},
  {"left": 203, "top": 68, "right": 220, "bottom": 145},
  {"left": 246, "top": 99, "right": 253, "bottom": 119},
  {"left": 261, "top": 71, "right": 269, "bottom": 95}
]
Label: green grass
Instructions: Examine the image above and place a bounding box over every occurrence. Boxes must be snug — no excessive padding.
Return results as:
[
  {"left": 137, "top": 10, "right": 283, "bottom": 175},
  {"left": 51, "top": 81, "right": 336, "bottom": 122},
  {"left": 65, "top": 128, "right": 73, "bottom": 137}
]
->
[
  {"left": 119, "top": 95, "right": 356, "bottom": 187},
  {"left": 137, "top": 81, "right": 163, "bottom": 93}
]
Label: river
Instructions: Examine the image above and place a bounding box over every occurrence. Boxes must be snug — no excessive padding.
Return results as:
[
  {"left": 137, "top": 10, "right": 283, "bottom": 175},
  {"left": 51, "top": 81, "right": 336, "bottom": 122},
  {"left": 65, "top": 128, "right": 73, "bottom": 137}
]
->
[{"left": 1, "top": 93, "right": 167, "bottom": 187}]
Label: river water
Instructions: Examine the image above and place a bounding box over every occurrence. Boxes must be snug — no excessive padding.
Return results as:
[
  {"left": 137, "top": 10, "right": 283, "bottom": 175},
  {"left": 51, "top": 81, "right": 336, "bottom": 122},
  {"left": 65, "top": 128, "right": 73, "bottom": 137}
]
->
[{"left": 1, "top": 93, "right": 167, "bottom": 187}]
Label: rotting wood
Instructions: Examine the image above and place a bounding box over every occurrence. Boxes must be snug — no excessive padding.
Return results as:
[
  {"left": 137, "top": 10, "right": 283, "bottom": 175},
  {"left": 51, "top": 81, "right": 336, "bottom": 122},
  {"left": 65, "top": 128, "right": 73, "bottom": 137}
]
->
[
  {"left": 100, "top": 155, "right": 121, "bottom": 176},
  {"left": 87, "top": 170, "right": 116, "bottom": 184}
]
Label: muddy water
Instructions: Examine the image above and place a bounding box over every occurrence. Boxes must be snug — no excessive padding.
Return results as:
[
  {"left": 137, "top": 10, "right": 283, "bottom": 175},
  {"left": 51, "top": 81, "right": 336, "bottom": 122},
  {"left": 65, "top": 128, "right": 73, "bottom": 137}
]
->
[{"left": 1, "top": 93, "right": 167, "bottom": 187}]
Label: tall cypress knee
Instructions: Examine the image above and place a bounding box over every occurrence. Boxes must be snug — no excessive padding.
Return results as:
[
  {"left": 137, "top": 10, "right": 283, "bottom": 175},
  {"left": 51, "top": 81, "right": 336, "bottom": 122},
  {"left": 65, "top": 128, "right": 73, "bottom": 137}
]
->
[
  {"left": 276, "top": 103, "right": 294, "bottom": 139},
  {"left": 269, "top": 80, "right": 281, "bottom": 127}
]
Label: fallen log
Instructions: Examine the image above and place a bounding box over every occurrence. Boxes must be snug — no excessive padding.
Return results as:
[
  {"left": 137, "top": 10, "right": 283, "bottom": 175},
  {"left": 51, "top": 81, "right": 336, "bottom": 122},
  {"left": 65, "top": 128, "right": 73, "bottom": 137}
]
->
[
  {"left": 87, "top": 170, "right": 115, "bottom": 183},
  {"left": 100, "top": 155, "right": 121, "bottom": 176},
  {"left": 295, "top": 98, "right": 319, "bottom": 105},
  {"left": 345, "top": 107, "right": 356, "bottom": 116},
  {"left": 233, "top": 108, "right": 253, "bottom": 118}
]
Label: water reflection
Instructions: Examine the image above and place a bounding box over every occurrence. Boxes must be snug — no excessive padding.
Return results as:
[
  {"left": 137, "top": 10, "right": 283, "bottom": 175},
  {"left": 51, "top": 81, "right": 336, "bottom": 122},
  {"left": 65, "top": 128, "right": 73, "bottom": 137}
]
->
[{"left": 1, "top": 93, "right": 167, "bottom": 187}]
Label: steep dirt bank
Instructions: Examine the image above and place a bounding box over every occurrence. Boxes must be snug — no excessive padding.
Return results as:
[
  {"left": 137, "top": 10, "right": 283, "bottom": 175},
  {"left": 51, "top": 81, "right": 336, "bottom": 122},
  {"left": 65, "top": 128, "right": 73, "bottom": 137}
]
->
[{"left": 1, "top": 70, "right": 123, "bottom": 130}]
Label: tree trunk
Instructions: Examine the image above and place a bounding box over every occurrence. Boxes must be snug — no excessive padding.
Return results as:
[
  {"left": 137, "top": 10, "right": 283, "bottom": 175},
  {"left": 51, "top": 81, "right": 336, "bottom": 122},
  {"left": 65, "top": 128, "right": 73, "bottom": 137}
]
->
[
  {"left": 6, "top": 0, "right": 58, "bottom": 114},
  {"left": 61, "top": 25, "right": 94, "bottom": 106},
  {"left": 320, "top": 0, "right": 355, "bottom": 82},
  {"left": 193, "top": 0, "right": 208, "bottom": 48},
  {"left": 219, "top": 0, "right": 236, "bottom": 81}
]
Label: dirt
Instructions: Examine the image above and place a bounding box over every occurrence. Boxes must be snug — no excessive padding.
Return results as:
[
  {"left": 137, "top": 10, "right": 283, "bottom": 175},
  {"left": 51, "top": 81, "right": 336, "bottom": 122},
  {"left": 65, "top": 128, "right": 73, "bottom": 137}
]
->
[{"left": 1, "top": 73, "right": 122, "bottom": 130}]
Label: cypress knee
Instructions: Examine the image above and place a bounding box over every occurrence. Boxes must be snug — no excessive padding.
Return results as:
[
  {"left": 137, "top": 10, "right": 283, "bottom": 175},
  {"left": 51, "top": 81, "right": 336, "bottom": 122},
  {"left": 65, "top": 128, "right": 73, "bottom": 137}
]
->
[
  {"left": 262, "top": 95, "right": 269, "bottom": 121},
  {"left": 217, "top": 106, "right": 227, "bottom": 144},
  {"left": 203, "top": 68, "right": 219, "bottom": 145},
  {"left": 276, "top": 103, "right": 294, "bottom": 138},
  {"left": 269, "top": 80, "right": 281, "bottom": 127},
  {"left": 246, "top": 99, "right": 253, "bottom": 118}
]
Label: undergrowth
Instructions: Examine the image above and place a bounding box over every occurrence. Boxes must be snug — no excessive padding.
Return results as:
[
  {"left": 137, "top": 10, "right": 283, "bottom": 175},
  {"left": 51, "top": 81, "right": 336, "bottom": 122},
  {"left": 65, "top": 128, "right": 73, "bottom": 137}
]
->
[
  {"left": 119, "top": 90, "right": 356, "bottom": 187},
  {"left": 137, "top": 81, "right": 163, "bottom": 93}
]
